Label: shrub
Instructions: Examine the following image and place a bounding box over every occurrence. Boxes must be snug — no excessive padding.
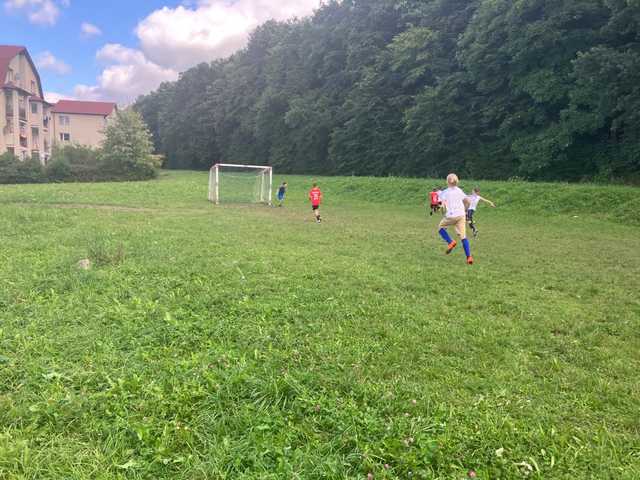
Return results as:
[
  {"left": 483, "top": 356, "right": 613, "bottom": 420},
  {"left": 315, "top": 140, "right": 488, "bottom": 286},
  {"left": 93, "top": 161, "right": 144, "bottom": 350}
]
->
[
  {"left": 45, "top": 157, "right": 72, "bottom": 182},
  {"left": 101, "top": 109, "right": 158, "bottom": 180},
  {"left": 0, "top": 152, "right": 44, "bottom": 184},
  {"left": 48, "top": 145, "right": 102, "bottom": 182}
]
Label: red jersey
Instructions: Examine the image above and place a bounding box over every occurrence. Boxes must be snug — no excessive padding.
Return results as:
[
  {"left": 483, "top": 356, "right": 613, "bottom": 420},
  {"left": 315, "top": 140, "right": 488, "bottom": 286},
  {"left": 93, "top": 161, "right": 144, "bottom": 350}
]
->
[
  {"left": 430, "top": 191, "right": 440, "bottom": 205},
  {"left": 309, "top": 187, "right": 323, "bottom": 206}
]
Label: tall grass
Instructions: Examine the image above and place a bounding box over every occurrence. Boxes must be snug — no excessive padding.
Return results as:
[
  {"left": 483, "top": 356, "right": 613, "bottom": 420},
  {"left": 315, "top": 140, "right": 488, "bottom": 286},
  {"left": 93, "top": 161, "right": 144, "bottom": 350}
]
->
[{"left": 0, "top": 171, "right": 638, "bottom": 478}]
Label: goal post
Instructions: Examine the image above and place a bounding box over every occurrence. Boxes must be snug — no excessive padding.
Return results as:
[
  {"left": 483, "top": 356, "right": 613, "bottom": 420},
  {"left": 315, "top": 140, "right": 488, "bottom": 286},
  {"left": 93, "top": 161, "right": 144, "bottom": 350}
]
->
[{"left": 208, "top": 163, "right": 273, "bottom": 205}]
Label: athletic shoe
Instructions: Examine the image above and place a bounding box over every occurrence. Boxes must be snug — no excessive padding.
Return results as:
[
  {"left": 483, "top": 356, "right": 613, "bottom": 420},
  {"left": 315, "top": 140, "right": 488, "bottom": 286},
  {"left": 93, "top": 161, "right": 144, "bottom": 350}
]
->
[
  {"left": 467, "top": 256, "right": 474, "bottom": 265},
  {"left": 446, "top": 241, "right": 457, "bottom": 255}
]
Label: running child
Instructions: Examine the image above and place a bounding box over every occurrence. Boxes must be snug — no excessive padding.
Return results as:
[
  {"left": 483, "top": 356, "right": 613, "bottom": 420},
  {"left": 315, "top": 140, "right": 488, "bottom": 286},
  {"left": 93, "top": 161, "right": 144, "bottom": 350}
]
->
[
  {"left": 429, "top": 188, "right": 442, "bottom": 216},
  {"left": 277, "top": 181, "right": 288, "bottom": 207},
  {"left": 466, "top": 187, "right": 496, "bottom": 237},
  {"left": 309, "top": 182, "right": 323, "bottom": 223},
  {"left": 438, "top": 173, "right": 473, "bottom": 265}
]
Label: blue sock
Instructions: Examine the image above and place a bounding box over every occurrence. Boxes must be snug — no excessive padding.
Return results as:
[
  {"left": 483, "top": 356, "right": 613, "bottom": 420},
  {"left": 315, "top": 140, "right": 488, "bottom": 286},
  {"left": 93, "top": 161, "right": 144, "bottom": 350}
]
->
[
  {"left": 439, "top": 228, "right": 453, "bottom": 244},
  {"left": 462, "top": 238, "right": 471, "bottom": 257}
]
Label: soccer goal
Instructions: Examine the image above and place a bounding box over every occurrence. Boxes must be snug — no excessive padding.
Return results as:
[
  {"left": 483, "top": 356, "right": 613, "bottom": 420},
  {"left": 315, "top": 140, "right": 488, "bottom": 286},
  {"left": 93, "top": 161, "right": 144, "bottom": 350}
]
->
[{"left": 208, "top": 163, "right": 273, "bottom": 205}]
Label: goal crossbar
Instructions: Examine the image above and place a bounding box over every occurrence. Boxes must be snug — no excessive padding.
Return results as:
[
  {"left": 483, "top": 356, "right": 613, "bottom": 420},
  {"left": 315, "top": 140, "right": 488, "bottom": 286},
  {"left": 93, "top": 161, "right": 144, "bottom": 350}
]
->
[{"left": 213, "top": 163, "right": 272, "bottom": 170}]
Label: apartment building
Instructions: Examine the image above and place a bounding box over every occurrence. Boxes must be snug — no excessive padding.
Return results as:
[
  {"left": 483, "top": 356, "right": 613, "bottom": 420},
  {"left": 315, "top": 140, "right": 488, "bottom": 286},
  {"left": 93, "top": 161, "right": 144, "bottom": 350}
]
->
[
  {"left": 52, "top": 100, "right": 117, "bottom": 148},
  {"left": 1, "top": 45, "right": 117, "bottom": 164},
  {"left": 0, "top": 45, "right": 53, "bottom": 162}
]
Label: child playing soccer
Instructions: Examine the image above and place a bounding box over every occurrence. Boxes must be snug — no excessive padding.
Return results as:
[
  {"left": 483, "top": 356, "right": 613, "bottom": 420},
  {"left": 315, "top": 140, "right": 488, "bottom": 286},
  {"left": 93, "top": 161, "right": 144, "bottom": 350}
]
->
[
  {"left": 466, "top": 187, "right": 496, "bottom": 237},
  {"left": 277, "top": 181, "right": 288, "bottom": 207},
  {"left": 309, "top": 182, "right": 323, "bottom": 223},
  {"left": 438, "top": 173, "right": 473, "bottom": 265},
  {"left": 429, "top": 188, "right": 442, "bottom": 216}
]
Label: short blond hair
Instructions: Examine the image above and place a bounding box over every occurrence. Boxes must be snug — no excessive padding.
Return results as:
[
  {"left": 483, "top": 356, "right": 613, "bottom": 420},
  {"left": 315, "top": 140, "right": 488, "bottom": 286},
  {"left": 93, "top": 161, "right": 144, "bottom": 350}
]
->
[{"left": 447, "top": 173, "right": 459, "bottom": 186}]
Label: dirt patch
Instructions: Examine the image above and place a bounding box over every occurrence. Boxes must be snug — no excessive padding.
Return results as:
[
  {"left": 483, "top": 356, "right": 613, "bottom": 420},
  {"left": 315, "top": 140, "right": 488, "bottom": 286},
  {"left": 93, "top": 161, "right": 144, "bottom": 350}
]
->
[
  {"left": 3, "top": 201, "right": 213, "bottom": 216},
  {"left": 50, "top": 203, "right": 156, "bottom": 212}
]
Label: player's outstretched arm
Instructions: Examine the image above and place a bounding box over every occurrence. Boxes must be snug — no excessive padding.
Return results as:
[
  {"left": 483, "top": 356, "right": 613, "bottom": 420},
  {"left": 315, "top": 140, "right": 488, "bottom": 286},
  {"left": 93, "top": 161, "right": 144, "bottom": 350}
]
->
[{"left": 480, "top": 196, "right": 496, "bottom": 207}]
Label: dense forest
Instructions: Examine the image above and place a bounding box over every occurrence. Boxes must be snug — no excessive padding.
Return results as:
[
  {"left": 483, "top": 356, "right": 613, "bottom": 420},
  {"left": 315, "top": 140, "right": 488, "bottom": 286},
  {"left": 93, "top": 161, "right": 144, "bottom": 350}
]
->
[{"left": 134, "top": 0, "right": 640, "bottom": 182}]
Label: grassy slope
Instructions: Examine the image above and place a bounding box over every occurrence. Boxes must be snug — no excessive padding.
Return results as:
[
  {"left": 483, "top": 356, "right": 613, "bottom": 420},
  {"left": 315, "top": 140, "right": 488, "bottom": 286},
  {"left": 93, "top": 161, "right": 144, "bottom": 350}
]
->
[{"left": 0, "top": 171, "right": 638, "bottom": 479}]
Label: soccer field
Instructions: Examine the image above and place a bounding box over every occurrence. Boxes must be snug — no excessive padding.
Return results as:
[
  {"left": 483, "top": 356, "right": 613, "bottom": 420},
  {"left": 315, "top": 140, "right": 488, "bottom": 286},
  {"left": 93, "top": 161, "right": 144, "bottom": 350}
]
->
[{"left": 0, "top": 171, "right": 638, "bottom": 479}]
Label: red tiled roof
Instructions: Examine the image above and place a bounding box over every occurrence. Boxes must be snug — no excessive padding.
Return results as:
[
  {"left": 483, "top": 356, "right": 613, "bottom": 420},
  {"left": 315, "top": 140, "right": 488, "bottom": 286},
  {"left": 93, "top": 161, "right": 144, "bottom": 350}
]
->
[
  {"left": 0, "top": 45, "right": 26, "bottom": 87},
  {"left": 52, "top": 100, "right": 117, "bottom": 116}
]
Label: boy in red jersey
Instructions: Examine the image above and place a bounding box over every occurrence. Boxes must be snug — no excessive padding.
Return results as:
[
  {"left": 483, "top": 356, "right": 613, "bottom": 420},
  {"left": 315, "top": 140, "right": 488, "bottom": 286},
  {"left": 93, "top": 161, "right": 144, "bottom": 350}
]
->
[
  {"left": 309, "top": 182, "right": 323, "bottom": 223},
  {"left": 429, "top": 188, "right": 442, "bottom": 216}
]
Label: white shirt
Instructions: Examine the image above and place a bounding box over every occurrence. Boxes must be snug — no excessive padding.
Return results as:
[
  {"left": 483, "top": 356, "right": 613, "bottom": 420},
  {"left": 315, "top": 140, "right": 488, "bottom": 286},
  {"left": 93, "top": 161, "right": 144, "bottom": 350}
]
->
[
  {"left": 467, "top": 193, "right": 480, "bottom": 210},
  {"left": 441, "top": 186, "right": 467, "bottom": 218}
]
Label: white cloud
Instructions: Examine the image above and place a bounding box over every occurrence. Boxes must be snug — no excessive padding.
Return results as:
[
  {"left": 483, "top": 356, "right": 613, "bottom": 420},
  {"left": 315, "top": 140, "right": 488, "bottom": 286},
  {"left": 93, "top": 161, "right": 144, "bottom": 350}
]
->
[
  {"left": 35, "top": 51, "right": 71, "bottom": 75},
  {"left": 73, "top": 44, "right": 178, "bottom": 104},
  {"left": 75, "top": 0, "right": 321, "bottom": 104},
  {"left": 44, "top": 91, "right": 73, "bottom": 103},
  {"left": 81, "top": 22, "right": 102, "bottom": 38},
  {"left": 135, "top": 0, "right": 321, "bottom": 70},
  {"left": 3, "top": 0, "right": 68, "bottom": 26}
]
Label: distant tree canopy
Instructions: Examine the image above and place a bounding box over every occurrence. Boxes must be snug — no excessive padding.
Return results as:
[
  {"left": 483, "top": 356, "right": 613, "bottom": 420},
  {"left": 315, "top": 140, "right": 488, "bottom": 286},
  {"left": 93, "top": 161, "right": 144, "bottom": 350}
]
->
[{"left": 134, "top": 0, "right": 640, "bottom": 182}]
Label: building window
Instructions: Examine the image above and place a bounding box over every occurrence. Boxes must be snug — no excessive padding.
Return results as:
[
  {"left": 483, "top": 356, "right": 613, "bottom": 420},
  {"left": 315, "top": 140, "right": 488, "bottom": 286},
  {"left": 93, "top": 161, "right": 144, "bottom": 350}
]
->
[
  {"left": 59, "top": 115, "right": 70, "bottom": 126},
  {"left": 7, "top": 147, "right": 15, "bottom": 157},
  {"left": 60, "top": 133, "right": 70, "bottom": 142},
  {"left": 18, "top": 97, "right": 27, "bottom": 121},
  {"left": 5, "top": 90, "right": 14, "bottom": 116},
  {"left": 32, "top": 151, "right": 40, "bottom": 162},
  {"left": 32, "top": 126, "right": 39, "bottom": 139},
  {"left": 6, "top": 68, "right": 13, "bottom": 83},
  {"left": 31, "top": 80, "right": 36, "bottom": 94},
  {"left": 31, "top": 102, "right": 38, "bottom": 114}
]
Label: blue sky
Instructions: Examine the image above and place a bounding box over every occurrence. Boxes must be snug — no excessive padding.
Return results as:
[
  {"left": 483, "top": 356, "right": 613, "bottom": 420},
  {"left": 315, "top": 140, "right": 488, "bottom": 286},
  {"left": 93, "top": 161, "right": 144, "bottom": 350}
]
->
[{"left": 1, "top": 0, "right": 320, "bottom": 104}]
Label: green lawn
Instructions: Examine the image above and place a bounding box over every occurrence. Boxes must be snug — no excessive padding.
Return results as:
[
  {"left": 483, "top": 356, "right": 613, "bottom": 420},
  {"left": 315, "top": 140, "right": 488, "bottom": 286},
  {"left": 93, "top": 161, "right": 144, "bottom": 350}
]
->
[{"left": 0, "top": 171, "right": 638, "bottom": 479}]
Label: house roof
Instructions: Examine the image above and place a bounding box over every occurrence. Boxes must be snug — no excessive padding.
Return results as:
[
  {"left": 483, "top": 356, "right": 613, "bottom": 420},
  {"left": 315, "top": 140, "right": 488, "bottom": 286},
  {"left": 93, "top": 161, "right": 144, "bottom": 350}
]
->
[
  {"left": 29, "top": 96, "right": 53, "bottom": 105},
  {"left": 0, "top": 45, "right": 25, "bottom": 86},
  {"left": 52, "top": 100, "right": 117, "bottom": 116},
  {"left": 0, "top": 45, "right": 43, "bottom": 97}
]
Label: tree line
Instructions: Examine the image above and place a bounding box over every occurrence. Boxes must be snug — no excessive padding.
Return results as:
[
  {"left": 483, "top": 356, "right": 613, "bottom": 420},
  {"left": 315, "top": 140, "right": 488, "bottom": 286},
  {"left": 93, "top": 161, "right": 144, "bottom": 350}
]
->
[{"left": 134, "top": 0, "right": 640, "bottom": 182}]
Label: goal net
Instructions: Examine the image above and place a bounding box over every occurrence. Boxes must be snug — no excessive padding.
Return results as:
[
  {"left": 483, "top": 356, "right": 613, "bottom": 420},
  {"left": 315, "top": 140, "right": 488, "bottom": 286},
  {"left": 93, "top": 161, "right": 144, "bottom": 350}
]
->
[{"left": 208, "top": 163, "right": 273, "bottom": 205}]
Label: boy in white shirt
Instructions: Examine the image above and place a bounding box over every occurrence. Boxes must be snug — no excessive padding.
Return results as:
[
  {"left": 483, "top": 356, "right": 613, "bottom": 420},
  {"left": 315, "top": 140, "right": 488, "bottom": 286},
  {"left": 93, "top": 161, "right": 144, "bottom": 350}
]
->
[
  {"left": 438, "top": 173, "right": 473, "bottom": 265},
  {"left": 466, "top": 187, "right": 496, "bottom": 237}
]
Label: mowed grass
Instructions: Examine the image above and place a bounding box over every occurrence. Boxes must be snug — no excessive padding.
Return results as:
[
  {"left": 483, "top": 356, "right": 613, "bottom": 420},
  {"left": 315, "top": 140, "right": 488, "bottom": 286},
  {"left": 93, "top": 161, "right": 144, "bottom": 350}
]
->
[{"left": 0, "top": 171, "right": 638, "bottom": 479}]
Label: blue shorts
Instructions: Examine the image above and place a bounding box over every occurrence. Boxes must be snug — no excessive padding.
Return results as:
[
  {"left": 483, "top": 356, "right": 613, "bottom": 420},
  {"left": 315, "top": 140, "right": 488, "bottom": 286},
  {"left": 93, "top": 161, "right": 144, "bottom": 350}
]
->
[
  {"left": 466, "top": 209, "right": 475, "bottom": 222},
  {"left": 277, "top": 193, "right": 285, "bottom": 201}
]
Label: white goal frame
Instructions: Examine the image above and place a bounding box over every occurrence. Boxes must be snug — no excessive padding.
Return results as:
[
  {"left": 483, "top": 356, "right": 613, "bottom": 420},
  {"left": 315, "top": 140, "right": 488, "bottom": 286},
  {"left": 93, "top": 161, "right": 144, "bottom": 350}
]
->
[{"left": 208, "top": 163, "right": 273, "bottom": 205}]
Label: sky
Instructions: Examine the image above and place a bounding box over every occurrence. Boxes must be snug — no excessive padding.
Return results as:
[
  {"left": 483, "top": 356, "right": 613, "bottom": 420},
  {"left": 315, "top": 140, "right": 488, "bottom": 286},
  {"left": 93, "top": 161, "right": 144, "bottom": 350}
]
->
[{"left": 1, "top": 0, "right": 322, "bottom": 104}]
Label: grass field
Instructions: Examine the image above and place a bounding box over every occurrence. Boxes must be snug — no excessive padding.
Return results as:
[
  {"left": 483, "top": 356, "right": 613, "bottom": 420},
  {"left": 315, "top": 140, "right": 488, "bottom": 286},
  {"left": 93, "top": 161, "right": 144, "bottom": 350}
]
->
[{"left": 0, "top": 171, "right": 639, "bottom": 479}]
